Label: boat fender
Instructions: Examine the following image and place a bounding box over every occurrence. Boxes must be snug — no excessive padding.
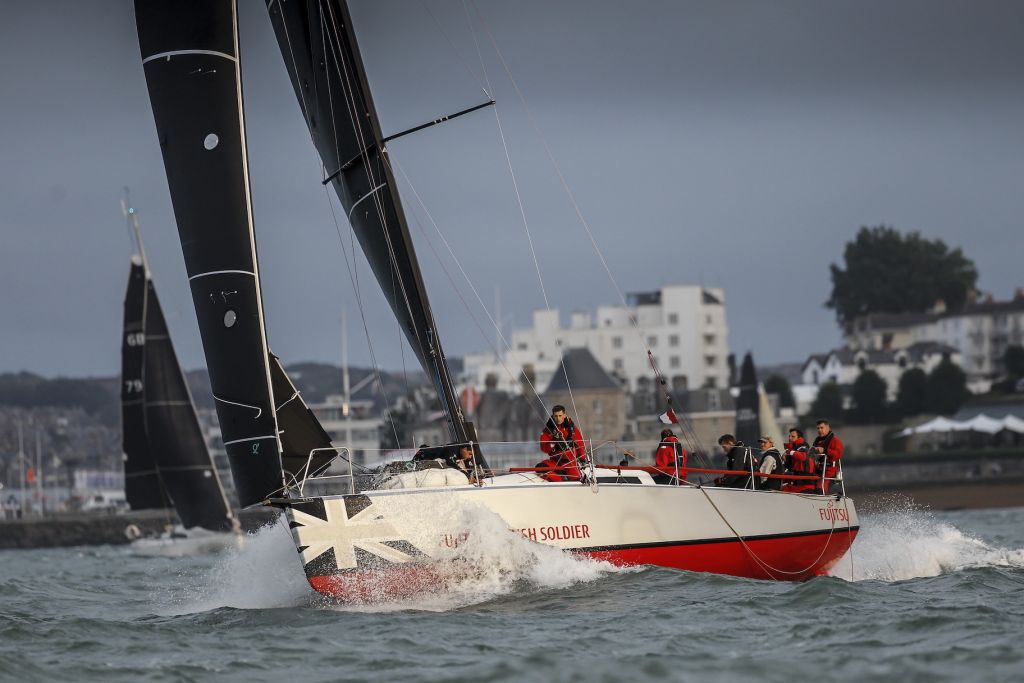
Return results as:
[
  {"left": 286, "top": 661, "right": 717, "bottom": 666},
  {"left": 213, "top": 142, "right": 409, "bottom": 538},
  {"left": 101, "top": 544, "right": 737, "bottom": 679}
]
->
[{"left": 124, "top": 523, "right": 142, "bottom": 541}]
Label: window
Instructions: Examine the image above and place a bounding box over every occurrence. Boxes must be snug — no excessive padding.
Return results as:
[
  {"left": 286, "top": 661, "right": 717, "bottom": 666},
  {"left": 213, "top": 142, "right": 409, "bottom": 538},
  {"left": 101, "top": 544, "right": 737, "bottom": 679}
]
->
[
  {"left": 647, "top": 336, "right": 657, "bottom": 348},
  {"left": 669, "top": 356, "right": 680, "bottom": 368},
  {"left": 708, "top": 389, "right": 721, "bottom": 409},
  {"left": 592, "top": 399, "right": 603, "bottom": 414},
  {"left": 612, "top": 336, "right": 623, "bottom": 349},
  {"left": 705, "top": 355, "right": 716, "bottom": 367},
  {"left": 705, "top": 314, "right": 713, "bottom": 325},
  {"left": 669, "top": 334, "right": 680, "bottom": 347},
  {"left": 812, "top": 370, "right": 819, "bottom": 383},
  {"left": 672, "top": 375, "right": 688, "bottom": 391},
  {"left": 516, "top": 342, "right": 528, "bottom": 350},
  {"left": 703, "top": 334, "right": 715, "bottom": 346},
  {"left": 667, "top": 313, "right": 679, "bottom": 325},
  {"left": 613, "top": 358, "right": 624, "bottom": 370},
  {"left": 856, "top": 358, "right": 866, "bottom": 371},
  {"left": 898, "top": 356, "right": 907, "bottom": 368}
]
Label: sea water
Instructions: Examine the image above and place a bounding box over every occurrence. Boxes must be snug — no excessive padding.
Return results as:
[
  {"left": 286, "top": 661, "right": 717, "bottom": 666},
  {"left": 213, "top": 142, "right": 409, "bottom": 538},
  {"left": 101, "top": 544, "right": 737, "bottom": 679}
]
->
[{"left": 1, "top": 502, "right": 1022, "bottom": 682}]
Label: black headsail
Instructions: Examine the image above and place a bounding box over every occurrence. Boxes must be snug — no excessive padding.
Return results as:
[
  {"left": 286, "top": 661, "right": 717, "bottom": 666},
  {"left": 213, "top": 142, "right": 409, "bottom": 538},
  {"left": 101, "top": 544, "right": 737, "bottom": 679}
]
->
[
  {"left": 135, "top": 0, "right": 285, "bottom": 506},
  {"left": 121, "top": 216, "right": 236, "bottom": 531},
  {"left": 265, "top": 0, "right": 478, "bottom": 455},
  {"left": 735, "top": 352, "right": 760, "bottom": 447}
]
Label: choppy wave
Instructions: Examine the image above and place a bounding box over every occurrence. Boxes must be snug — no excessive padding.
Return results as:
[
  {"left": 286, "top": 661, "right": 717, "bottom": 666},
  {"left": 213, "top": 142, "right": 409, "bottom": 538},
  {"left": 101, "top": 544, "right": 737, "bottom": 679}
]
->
[{"left": 829, "top": 500, "right": 1024, "bottom": 582}]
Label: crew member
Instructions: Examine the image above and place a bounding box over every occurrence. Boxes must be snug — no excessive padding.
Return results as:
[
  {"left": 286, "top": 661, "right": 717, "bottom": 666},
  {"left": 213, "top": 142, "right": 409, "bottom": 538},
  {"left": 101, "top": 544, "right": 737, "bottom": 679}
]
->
[
  {"left": 446, "top": 443, "right": 479, "bottom": 484},
  {"left": 653, "top": 428, "right": 688, "bottom": 485},
  {"left": 782, "top": 428, "right": 816, "bottom": 493},
  {"left": 536, "top": 405, "right": 586, "bottom": 482},
  {"left": 811, "top": 419, "right": 844, "bottom": 495},
  {"left": 715, "top": 433, "right": 754, "bottom": 488},
  {"left": 756, "top": 436, "right": 785, "bottom": 491}
]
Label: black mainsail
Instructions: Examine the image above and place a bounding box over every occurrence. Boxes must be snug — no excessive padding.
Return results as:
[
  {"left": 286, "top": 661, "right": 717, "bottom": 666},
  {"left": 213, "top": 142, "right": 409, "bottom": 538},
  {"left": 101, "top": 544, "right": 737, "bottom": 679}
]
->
[
  {"left": 734, "top": 352, "right": 760, "bottom": 447},
  {"left": 265, "top": 0, "right": 475, "bottom": 449},
  {"left": 136, "top": 0, "right": 286, "bottom": 506},
  {"left": 120, "top": 225, "right": 236, "bottom": 531}
]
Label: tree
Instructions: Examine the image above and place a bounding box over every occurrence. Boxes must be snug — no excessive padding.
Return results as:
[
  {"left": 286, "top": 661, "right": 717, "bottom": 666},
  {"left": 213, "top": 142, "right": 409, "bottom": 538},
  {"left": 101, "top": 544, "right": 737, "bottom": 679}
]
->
[
  {"left": 826, "top": 225, "right": 978, "bottom": 324},
  {"left": 764, "top": 374, "right": 796, "bottom": 409},
  {"left": 924, "top": 360, "right": 970, "bottom": 415},
  {"left": 1005, "top": 345, "right": 1024, "bottom": 379},
  {"left": 808, "top": 382, "right": 843, "bottom": 421},
  {"left": 895, "top": 367, "right": 928, "bottom": 417},
  {"left": 850, "top": 370, "right": 888, "bottom": 423}
]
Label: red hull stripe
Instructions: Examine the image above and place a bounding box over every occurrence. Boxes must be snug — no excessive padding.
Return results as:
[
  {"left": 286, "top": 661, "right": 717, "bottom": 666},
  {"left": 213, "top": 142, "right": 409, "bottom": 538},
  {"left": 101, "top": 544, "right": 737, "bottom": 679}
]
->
[{"left": 576, "top": 525, "right": 860, "bottom": 553}]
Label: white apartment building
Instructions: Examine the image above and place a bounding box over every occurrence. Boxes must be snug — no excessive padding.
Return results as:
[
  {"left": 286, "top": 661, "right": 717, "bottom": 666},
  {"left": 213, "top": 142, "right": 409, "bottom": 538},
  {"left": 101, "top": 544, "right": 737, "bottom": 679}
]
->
[
  {"left": 461, "top": 285, "right": 730, "bottom": 394},
  {"left": 843, "top": 291, "right": 1024, "bottom": 387}
]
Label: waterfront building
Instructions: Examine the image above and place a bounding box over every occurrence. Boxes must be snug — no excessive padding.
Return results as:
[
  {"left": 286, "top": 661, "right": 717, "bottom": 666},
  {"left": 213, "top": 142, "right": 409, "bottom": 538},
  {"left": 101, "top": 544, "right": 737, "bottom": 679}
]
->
[
  {"left": 461, "top": 285, "right": 730, "bottom": 395},
  {"left": 842, "top": 289, "right": 1024, "bottom": 389}
]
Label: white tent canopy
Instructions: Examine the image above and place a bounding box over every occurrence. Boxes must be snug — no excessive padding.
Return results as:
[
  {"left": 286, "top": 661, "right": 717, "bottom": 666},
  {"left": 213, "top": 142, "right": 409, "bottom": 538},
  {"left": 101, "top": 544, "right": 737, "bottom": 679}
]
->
[{"left": 897, "top": 414, "right": 1024, "bottom": 437}]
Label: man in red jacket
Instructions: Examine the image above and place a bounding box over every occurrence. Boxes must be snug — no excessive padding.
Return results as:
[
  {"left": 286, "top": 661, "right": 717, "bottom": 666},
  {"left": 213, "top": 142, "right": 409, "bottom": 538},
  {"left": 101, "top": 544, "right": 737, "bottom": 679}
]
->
[
  {"left": 811, "top": 419, "right": 844, "bottom": 494},
  {"left": 653, "top": 428, "right": 688, "bottom": 484},
  {"left": 537, "top": 405, "right": 586, "bottom": 482}
]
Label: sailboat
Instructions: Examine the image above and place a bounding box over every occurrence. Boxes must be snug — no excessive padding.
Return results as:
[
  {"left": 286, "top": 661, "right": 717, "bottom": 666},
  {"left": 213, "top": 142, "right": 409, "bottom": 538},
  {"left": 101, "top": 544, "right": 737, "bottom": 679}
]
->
[
  {"left": 120, "top": 199, "right": 241, "bottom": 556},
  {"left": 133, "top": 0, "right": 857, "bottom": 599}
]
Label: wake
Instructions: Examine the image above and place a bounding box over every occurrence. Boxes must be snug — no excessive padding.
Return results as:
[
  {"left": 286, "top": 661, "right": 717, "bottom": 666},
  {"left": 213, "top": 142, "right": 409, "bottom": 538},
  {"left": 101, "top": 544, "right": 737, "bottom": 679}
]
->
[{"left": 828, "top": 501, "right": 1024, "bottom": 582}]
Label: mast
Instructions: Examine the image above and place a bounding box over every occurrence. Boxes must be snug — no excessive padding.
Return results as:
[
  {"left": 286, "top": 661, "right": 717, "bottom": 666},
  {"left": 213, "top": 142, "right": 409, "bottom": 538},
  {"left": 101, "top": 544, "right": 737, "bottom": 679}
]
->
[
  {"left": 135, "top": 0, "right": 285, "bottom": 507},
  {"left": 266, "top": 0, "right": 476, "bottom": 450}
]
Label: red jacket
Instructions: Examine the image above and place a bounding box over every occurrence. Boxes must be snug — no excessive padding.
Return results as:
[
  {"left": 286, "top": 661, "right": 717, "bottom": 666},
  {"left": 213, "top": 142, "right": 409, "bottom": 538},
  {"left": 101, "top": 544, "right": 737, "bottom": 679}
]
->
[
  {"left": 812, "top": 431, "right": 844, "bottom": 493},
  {"left": 539, "top": 418, "right": 585, "bottom": 481},
  {"left": 654, "top": 435, "right": 688, "bottom": 482},
  {"left": 540, "top": 419, "right": 585, "bottom": 459},
  {"left": 785, "top": 437, "right": 815, "bottom": 475}
]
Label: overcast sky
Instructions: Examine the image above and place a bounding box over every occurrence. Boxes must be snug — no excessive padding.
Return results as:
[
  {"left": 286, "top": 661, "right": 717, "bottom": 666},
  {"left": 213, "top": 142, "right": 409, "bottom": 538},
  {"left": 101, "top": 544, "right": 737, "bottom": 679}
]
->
[{"left": 2, "top": 0, "right": 1022, "bottom": 381}]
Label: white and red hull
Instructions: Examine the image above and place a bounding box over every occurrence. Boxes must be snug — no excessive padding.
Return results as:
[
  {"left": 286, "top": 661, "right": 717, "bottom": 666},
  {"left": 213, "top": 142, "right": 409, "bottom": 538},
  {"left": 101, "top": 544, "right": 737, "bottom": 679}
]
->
[{"left": 283, "top": 473, "right": 858, "bottom": 601}]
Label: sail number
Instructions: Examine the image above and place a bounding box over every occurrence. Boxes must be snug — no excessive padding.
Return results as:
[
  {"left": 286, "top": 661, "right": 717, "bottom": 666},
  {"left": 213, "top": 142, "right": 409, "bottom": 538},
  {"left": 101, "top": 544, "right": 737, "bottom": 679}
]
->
[
  {"left": 124, "top": 379, "right": 143, "bottom": 393},
  {"left": 126, "top": 332, "right": 145, "bottom": 347}
]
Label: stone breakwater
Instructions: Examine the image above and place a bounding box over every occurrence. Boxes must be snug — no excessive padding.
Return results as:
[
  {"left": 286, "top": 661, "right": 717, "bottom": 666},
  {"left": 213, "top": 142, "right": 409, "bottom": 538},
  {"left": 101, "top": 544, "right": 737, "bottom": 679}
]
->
[{"left": 0, "top": 508, "right": 278, "bottom": 550}]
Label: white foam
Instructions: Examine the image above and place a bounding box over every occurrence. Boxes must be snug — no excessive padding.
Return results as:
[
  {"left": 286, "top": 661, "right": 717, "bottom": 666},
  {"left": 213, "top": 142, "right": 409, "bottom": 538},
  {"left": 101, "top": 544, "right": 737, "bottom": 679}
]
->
[
  {"left": 160, "top": 520, "right": 311, "bottom": 614},
  {"left": 828, "top": 507, "right": 1024, "bottom": 582},
  {"left": 332, "top": 505, "right": 629, "bottom": 612}
]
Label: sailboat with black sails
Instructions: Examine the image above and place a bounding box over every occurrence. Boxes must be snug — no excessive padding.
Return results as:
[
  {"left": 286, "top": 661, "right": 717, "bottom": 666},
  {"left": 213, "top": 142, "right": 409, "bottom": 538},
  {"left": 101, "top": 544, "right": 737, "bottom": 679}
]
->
[
  {"left": 134, "top": 0, "right": 857, "bottom": 600},
  {"left": 120, "top": 200, "right": 239, "bottom": 554}
]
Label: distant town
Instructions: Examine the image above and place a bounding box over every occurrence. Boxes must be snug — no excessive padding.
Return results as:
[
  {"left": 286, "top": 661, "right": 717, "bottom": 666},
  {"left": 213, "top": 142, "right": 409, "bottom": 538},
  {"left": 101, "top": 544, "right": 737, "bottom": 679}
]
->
[{"left": 3, "top": 227, "right": 1023, "bottom": 517}]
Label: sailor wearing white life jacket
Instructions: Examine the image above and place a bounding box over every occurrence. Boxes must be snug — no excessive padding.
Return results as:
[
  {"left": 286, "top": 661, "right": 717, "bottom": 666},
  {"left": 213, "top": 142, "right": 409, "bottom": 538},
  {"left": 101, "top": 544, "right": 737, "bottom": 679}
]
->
[{"left": 756, "top": 436, "right": 785, "bottom": 491}]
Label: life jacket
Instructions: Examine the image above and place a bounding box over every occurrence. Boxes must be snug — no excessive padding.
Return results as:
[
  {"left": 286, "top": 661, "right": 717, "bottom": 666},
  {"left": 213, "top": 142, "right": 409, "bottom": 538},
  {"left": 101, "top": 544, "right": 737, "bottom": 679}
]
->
[
  {"left": 786, "top": 438, "right": 815, "bottom": 475},
  {"left": 811, "top": 431, "right": 844, "bottom": 493}
]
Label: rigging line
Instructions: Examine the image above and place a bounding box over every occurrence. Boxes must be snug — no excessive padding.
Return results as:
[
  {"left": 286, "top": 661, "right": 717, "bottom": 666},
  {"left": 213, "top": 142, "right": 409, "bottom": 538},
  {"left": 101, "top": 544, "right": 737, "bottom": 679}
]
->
[
  {"left": 323, "top": 2, "right": 466, "bottom": 437},
  {"left": 321, "top": 2, "right": 433, "bottom": 368},
  {"left": 419, "top": 0, "right": 487, "bottom": 92},
  {"left": 462, "top": 0, "right": 587, "bottom": 439},
  {"left": 403, "top": 187, "right": 552, "bottom": 428},
  {"left": 300, "top": 4, "right": 399, "bottom": 448},
  {"left": 322, "top": 184, "right": 401, "bottom": 450},
  {"left": 469, "top": 0, "right": 709, "bottom": 456},
  {"left": 275, "top": 5, "right": 382, "bottom": 399},
  {"left": 390, "top": 156, "right": 553, "bottom": 424}
]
